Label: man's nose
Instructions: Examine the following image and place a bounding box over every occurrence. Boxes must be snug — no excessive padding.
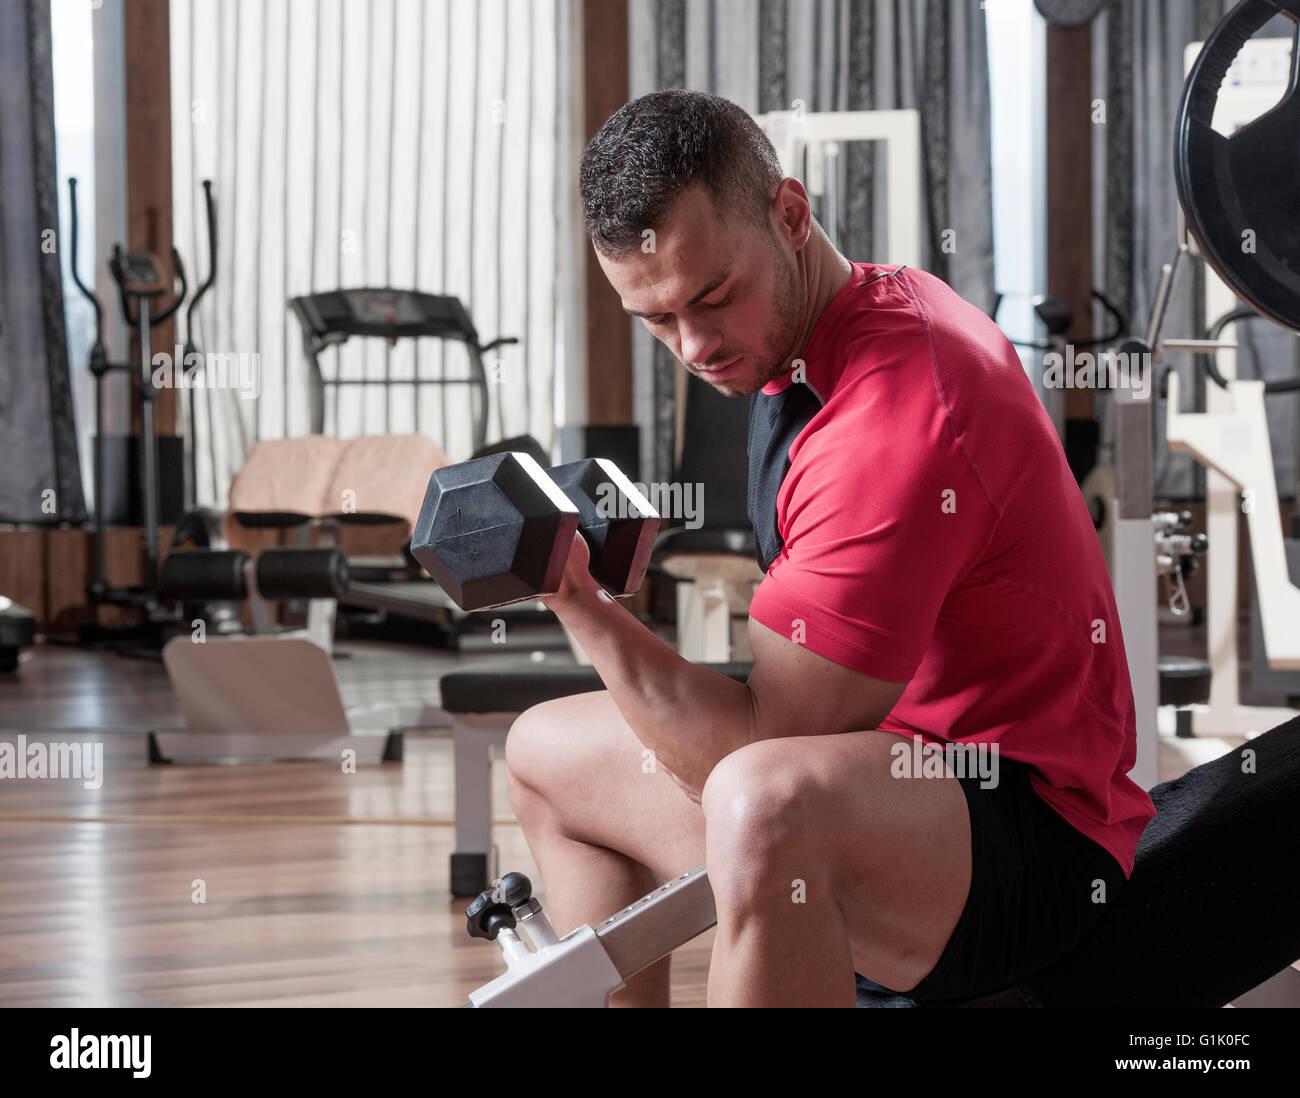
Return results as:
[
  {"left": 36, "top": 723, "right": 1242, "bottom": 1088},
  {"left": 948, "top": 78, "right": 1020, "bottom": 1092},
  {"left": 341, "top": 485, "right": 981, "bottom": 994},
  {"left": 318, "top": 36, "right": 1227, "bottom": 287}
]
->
[{"left": 677, "top": 317, "right": 723, "bottom": 367}]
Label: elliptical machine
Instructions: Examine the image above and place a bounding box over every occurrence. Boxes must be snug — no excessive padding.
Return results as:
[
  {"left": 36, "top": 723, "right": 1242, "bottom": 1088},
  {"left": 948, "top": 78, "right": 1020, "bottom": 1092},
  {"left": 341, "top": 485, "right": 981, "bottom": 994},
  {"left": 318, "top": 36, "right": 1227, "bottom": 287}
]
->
[{"left": 67, "top": 177, "right": 222, "bottom": 651}]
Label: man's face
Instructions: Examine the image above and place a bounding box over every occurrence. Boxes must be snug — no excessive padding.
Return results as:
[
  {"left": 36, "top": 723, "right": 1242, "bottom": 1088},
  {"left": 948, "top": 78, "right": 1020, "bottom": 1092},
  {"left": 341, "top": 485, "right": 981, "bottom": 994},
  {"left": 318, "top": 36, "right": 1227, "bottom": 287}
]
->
[{"left": 596, "top": 184, "right": 805, "bottom": 396}]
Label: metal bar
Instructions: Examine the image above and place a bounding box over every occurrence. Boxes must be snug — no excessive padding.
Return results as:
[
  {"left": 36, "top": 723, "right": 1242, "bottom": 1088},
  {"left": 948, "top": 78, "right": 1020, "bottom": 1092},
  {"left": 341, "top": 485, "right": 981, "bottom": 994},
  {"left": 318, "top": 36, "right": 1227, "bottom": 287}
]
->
[
  {"left": 139, "top": 298, "right": 160, "bottom": 586},
  {"left": 319, "top": 378, "right": 483, "bottom": 387},
  {"left": 593, "top": 864, "right": 716, "bottom": 981},
  {"left": 467, "top": 345, "right": 488, "bottom": 452},
  {"left": 1145, "top": 246, "right": 1186, "bottom": 354},
  {"left": 1161, "top": 338, "right": 1238, "bottom": 353}
]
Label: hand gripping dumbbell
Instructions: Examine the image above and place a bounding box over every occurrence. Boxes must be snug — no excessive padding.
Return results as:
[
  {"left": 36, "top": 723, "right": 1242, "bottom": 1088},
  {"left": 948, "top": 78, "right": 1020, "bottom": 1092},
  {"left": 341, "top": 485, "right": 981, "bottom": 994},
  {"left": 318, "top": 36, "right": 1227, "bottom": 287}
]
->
[{"left": 408, "top": 452, "right": 660, "bottom": 611}]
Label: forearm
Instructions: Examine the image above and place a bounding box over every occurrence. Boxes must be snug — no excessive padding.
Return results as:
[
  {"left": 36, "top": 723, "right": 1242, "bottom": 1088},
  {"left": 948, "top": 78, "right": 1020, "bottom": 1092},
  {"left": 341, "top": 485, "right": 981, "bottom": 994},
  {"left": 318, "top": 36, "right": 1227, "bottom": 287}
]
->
[{"left": 550, "top": 575, "right": 755, "bottom": 795}]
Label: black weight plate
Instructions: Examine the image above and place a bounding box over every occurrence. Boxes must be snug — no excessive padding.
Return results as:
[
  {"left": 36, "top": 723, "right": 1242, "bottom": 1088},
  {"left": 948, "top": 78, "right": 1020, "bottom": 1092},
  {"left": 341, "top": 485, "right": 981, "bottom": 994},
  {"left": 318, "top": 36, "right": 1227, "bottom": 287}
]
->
[{"left": 1176, "top": 1, "right": 1300, "bottom": 333}]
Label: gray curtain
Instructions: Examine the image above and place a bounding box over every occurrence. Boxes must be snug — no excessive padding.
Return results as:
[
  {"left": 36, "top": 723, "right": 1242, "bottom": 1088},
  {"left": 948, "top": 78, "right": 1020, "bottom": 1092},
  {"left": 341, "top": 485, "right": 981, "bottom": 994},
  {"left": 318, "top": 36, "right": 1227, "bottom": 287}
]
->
[
  {"left": 0, "top": 0, "right": 87, "bottom": 524},
  {"left": 1095, "top": 0, "right": 1300, "bottom": 500},
  {"left": 629, "top": 0, "right": 995, "bottom": 486}
]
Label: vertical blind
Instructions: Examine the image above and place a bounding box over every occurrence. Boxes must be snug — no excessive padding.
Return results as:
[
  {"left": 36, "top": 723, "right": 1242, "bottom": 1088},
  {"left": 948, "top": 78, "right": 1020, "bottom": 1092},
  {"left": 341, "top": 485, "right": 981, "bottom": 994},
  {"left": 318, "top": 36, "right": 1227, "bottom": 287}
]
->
[{"left": 170, "top": 0, "right": 573, "bottom": 506}]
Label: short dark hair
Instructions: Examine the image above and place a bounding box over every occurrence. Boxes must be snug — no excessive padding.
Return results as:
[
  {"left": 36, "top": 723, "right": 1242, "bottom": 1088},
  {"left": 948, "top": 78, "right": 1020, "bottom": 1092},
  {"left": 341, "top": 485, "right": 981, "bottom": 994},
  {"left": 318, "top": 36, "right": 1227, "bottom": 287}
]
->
[{"left": 579, "top": 90, "right": 784, "bottom": 257}]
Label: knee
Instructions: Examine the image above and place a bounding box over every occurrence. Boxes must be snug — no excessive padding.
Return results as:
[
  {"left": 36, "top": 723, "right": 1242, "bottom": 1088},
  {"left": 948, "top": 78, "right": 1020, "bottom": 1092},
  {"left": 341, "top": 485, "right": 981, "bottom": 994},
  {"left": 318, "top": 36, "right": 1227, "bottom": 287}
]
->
[
  {"left": 701, "top": 744, "right": 813, "bottom": 897},
  {"left": 503, "top": 700, "right": 566, "bottom": 800}
]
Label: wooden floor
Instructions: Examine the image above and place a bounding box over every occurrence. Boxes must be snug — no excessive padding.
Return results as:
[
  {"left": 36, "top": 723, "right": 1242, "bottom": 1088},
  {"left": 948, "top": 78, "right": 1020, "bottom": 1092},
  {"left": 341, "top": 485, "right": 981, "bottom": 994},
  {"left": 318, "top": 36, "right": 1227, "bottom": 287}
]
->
[
  {"left": 0, "top": 638, "right": 715, "bottom": 1007},
  {"left": 0, "top": 628, "right": 1270, "bottom": 1008}
]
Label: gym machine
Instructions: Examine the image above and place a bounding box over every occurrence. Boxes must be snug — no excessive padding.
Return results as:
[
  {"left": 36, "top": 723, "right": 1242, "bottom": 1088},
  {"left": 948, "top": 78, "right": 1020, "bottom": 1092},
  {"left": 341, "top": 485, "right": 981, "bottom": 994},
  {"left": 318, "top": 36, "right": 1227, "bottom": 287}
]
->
[
  {"left": 0, "top": 597, "right": 35, "bottom": 672},
  {"left": 149, "top": 545, "right": 430, "bottom": 764},
  {"left": 67, "top": 177, "right": 223, "bottom": 652},
  {"left": 289, "top": 288, "right": 518, "bottom": 456},
  {"left": 1108, "top": 11, "right": 1300, "bottom": 768},
  {"left": 287, "top": 288, "right": 558, "bottom": 649},
  {"left": 462, "top": 0, "right": 1300, "bottom": 1007}
]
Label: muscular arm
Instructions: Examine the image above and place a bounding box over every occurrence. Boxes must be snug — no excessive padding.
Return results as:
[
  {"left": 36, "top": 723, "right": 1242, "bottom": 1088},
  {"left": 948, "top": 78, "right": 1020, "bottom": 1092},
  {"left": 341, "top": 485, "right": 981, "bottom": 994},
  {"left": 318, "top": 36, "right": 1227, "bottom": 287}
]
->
[{"left": 545, "top": 538, "right": 906, "bottom": 798}]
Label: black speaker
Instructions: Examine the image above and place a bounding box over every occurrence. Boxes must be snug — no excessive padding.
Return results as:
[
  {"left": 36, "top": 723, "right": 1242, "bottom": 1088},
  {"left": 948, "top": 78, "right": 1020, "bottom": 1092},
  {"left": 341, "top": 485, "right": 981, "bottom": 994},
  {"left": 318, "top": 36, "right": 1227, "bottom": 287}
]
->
[
  {"left": 94, "top": 435, "right": 185, "bottom": 526},
  {"left": 557, "top": 425, "right": 642, "bottom": 483}
]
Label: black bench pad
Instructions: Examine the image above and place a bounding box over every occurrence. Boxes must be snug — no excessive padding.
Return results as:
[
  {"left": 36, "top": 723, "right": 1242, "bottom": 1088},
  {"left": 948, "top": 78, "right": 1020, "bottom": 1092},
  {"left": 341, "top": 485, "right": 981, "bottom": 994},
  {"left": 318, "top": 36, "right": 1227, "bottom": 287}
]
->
[
  {"left": 858, "top": 717, "right": 1300, "bottom": 1007},
  {"left": 440, "top": 662, "right": 754, "bottom": 714}
]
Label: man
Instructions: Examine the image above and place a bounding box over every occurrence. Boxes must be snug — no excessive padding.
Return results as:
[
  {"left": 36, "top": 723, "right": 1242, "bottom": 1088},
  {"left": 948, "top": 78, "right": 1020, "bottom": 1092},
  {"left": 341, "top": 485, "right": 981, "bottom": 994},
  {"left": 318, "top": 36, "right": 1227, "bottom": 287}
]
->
[{"left": 506, "top": 89, "right": 1155, "bottom": 1007}]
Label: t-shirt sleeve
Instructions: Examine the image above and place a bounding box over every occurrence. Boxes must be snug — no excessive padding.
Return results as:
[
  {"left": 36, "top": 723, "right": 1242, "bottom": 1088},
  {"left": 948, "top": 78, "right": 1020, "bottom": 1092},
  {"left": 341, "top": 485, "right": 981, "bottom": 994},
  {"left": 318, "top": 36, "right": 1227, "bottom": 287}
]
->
[{"left": 748, "top": 373, "right": 997, "bottom": 682}]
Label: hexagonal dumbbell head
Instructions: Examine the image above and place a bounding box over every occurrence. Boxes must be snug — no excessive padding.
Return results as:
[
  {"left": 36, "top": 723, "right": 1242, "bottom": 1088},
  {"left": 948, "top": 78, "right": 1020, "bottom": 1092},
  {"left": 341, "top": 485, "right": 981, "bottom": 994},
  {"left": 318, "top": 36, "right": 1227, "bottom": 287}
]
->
[
  {"left": 547, "top": 458, "right": 660, "bottom": 597},
  {"left": 409, "top": 452, "right": 580, "bottom": 611}
]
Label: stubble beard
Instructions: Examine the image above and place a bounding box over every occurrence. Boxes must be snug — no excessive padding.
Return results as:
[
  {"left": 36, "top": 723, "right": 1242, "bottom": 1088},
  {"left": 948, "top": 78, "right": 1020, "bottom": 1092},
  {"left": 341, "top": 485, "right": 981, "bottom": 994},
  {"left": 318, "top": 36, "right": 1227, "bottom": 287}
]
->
[{"left": 704, "top": 243, "right": 806, "bottom": 397}]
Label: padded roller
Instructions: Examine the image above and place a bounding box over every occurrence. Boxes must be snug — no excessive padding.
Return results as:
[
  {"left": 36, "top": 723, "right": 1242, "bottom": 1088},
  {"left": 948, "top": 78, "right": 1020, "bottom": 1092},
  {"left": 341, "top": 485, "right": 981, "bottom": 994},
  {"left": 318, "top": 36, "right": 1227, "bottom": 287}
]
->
[
  {"left": 256, "top": 548, "right": 350, "bottom": 600},
  {"left": 161, "top": 549, "right": 251, "bottom": 601}
]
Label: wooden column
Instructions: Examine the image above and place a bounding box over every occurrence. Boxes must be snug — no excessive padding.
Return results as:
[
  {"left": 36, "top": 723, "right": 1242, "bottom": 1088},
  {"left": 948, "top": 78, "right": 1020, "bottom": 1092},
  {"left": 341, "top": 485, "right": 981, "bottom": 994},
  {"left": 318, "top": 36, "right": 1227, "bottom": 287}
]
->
[
  {"left": 123, "top": 0, "right": 176, "bottom": 437},
  {"left": 1045, "top": 23, "right": 1094, "bottom": 425},
  {"left": 582, "top": 0, "right": 633, "bottom": 425}
]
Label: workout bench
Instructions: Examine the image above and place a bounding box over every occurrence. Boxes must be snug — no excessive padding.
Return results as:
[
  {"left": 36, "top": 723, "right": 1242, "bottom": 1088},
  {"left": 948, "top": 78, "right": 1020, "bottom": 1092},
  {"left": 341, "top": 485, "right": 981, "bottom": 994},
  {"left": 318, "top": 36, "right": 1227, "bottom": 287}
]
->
[
  {"left": 464, "top": 716, "right": 1300, "bottom": 1007},
  {"left": 150, "top": 434, "right": 447, "bottom": 763},
  {"left": 439, "top": 662, "right": 754, "bottom": 897}
]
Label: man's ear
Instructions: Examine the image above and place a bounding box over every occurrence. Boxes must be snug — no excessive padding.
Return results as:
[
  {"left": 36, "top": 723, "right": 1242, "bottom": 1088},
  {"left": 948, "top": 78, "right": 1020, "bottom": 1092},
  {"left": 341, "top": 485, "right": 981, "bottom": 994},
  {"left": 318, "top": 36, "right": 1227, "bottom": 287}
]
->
[
  {"left": 769, "top": 179, "right": 811, "bottom": 254},
  {"left": 770, "top": 178, "right": 812, "bottom": 251}
]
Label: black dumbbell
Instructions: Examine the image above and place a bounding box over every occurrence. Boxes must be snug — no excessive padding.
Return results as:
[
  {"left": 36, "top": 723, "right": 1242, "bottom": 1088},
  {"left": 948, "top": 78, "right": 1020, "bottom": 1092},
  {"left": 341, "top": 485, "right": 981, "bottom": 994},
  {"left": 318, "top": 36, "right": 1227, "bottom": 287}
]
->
[
  {"left": 409, "top": 452, "right": 660, "bottom": 611},
  {"left": 547, "top": 458, "right": 659, "bottom": 597}
]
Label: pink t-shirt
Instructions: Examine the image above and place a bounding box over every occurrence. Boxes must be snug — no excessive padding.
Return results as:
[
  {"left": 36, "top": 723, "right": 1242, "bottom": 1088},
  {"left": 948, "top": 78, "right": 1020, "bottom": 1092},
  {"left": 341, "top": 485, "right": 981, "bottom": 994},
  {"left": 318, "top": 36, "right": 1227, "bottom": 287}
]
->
[{"left": 747, "top": 263, "right": 1155, "bottom": 876}]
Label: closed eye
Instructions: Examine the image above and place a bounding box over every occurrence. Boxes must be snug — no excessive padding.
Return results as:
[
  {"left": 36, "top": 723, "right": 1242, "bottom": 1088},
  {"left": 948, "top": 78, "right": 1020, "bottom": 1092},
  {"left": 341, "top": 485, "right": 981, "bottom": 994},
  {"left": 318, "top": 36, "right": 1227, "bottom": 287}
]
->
[{"left": 642, "top": 286, "right": 734, "bottom": 326}]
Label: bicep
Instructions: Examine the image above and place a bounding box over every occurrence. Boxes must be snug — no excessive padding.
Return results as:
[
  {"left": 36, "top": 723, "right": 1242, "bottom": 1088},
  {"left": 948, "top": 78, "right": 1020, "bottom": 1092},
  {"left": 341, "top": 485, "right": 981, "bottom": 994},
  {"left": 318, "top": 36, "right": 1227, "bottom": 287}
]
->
[{"left": 745, "top": 617, "right": 907, "bottom": 741}]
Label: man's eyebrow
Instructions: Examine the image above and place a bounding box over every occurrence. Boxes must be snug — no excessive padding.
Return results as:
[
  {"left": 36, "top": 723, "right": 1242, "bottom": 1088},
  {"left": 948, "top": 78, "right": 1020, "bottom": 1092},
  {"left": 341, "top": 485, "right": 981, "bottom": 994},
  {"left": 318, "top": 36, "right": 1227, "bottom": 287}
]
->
[{"left": 624, "top": 271, "right": 732, "bottom": 317}]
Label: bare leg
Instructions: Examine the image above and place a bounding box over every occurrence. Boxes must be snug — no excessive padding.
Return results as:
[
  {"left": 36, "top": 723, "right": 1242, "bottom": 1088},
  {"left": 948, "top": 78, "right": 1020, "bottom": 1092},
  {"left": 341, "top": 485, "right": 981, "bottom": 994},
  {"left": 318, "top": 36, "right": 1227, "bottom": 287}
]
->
[
  {"left": 505, "top": 691, "right": 706, "bottom": 1007},
  {"left": 701, "top": 732, "right": 971, "bottom": 1007}
]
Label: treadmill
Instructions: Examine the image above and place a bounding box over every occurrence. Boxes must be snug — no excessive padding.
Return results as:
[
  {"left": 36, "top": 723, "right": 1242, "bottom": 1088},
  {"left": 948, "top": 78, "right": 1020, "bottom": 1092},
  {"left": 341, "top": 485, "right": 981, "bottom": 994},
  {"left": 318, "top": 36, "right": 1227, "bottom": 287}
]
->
[{"left": 288, "top": 288, "right": 560, "bottom": 649}]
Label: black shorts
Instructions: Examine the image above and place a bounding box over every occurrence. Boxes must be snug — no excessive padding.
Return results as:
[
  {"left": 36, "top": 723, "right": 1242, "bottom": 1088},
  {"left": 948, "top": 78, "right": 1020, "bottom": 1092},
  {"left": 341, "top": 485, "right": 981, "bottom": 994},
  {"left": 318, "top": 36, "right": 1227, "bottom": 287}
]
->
[{"left": 855, "top": 757, "right": 1127, "bottom": 1005}]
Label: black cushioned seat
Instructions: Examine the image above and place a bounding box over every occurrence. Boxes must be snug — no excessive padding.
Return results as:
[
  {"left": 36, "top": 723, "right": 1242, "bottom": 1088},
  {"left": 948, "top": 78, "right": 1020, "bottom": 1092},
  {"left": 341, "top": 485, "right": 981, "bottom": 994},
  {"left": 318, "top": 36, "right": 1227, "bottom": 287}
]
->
[
  {"left": 440, "top": 662, "right": 753, "bottom": 713},
  {"left": 654, "top": 528, "right": 753, "bottom": 557},
  {"left": 1158, "top": 655, "right": 1213, "bottom": 707},
  {"left": 858, "top": 715, "right": 1300, "bottom": 1007},
  {"left": 231, "top": 510, "right": 315, "bottom": 529}
]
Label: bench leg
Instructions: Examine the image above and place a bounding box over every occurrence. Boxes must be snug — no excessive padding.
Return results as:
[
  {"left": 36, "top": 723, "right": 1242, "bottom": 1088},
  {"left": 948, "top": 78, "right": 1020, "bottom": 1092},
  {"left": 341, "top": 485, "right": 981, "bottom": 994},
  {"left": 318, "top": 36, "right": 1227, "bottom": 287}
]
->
[{"left": 451, "top": 714, "right": 513, "bottom": 897}]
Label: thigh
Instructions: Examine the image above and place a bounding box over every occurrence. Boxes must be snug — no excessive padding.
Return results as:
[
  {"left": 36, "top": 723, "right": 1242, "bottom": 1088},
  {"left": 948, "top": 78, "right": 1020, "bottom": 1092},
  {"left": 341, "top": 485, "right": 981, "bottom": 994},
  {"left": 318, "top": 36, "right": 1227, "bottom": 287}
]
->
[{"left": 505, "top": 689, "right": 706, "bottom": 882}]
